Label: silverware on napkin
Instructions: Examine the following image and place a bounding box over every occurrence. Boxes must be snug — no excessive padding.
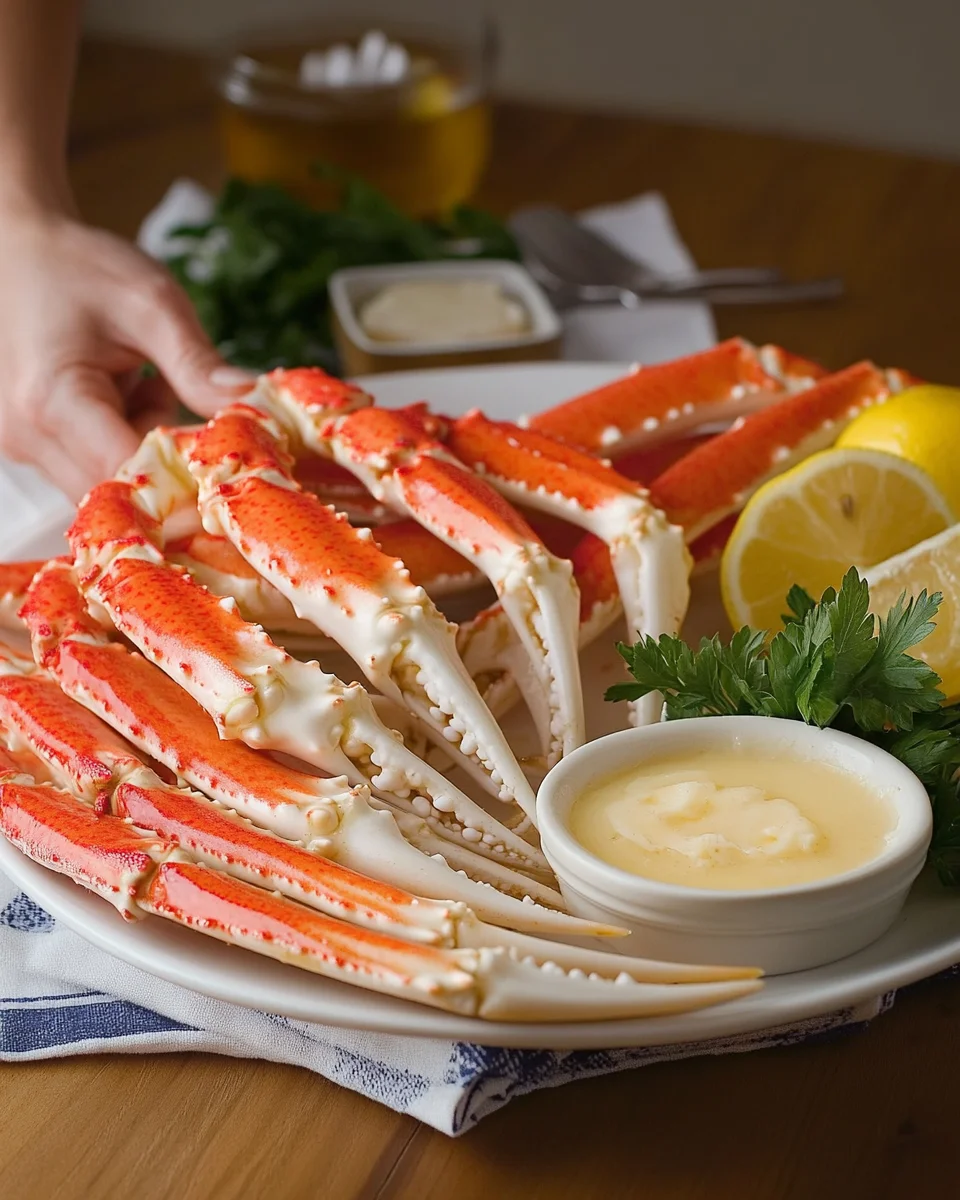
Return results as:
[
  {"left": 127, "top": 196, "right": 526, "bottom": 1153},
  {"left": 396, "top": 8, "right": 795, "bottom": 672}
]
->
[{"left": 509, "top": 205, "right": 844, "bottom": 307}]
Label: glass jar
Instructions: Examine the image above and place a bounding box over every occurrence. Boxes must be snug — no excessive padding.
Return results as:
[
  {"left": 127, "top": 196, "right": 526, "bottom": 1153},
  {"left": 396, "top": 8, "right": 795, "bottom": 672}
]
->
[{"left": 214, "top": 10, "right": 495, "bottom": 217}]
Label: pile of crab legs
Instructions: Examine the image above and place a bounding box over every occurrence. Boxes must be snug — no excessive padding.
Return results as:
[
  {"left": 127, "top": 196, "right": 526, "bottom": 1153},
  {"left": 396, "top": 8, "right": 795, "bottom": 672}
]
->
[{"left": 0, "top": 338, "right": 911, "bottom": 1021}]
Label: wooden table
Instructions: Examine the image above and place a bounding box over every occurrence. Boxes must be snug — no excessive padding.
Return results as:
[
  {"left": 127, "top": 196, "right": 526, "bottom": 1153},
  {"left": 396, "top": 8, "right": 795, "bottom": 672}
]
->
[{"left": 4, "top": 41, "right": 960, "bottom": 1199}]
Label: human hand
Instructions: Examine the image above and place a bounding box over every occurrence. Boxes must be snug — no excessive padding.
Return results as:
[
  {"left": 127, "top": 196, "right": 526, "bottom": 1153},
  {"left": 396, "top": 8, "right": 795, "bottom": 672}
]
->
[{"left": 0, "top": 208, "right": 253, "bottom": 500}]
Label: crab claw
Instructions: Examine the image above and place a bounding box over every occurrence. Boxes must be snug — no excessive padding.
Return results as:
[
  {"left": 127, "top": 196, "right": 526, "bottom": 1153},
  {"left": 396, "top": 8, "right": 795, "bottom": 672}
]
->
[
  {"left": 448, "top": 412, "right": 690, "bottom": 647},
  {"left": 524, "top": 338, "right": 825, "bottom": 457},
  {"left": 455, "top": 532, "right": 624, "bottom": 757},
  {"left": 274, "top": 397, "right": 586, "bottom": 765},
  {"left": 649, "top": 362, "right": 906, "bottom": 541},
  {"left": 141, "top": 858, "right": 761, "bottom": 1021},
  {"left": 259, "top": 373, "right": 586, "bottom": 760}
]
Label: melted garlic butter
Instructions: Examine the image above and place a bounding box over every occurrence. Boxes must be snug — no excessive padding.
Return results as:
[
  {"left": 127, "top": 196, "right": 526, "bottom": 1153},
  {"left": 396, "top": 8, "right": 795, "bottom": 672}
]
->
[
  {"left": 359, "top": 280, "right": 530, "bottom": 346},
  {"left": 569, "top": 748, "right": 895, "bottom": 891}
]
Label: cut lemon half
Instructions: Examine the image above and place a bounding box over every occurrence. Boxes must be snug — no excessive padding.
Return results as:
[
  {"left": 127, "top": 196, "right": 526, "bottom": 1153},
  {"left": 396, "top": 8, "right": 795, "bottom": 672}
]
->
[
  {"left": 864, "top": 524, "right": 960, "bottom": 700},
  {"left": 720, "top": 447, "right": 955, "bottom": 632}
]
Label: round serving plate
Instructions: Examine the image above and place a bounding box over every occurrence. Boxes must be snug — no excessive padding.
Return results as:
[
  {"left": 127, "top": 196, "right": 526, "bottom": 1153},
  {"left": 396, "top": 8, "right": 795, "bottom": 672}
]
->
[{"left": 4, "top": 361, "right": 960, "bottom": 1050}]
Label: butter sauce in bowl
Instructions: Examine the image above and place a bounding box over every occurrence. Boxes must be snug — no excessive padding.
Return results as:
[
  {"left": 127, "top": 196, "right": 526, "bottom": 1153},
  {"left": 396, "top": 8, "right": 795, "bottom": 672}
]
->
[{"left": 537, "top": 717, "right": 932, "bottom": 975}]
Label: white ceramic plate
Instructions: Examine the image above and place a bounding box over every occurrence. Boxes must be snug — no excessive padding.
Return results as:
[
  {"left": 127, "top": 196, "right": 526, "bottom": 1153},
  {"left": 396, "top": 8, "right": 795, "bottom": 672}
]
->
[{"left": 4, "top": 361, "right": 960, "bottom": 1050}]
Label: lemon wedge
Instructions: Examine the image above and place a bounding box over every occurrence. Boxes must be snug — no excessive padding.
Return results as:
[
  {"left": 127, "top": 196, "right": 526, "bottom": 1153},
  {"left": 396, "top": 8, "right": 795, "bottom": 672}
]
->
[
  {"left": 403, "top": 73, "right": 455, "bottom": 120},
  {"left": 836, "top": 384, "right": 960, "bottom": 514},
  {"left": 720, "top": 447, "right": 955, "bottom": 632},
  {"left": 864, "top": 524, "right": 960, "bottom": 699}
]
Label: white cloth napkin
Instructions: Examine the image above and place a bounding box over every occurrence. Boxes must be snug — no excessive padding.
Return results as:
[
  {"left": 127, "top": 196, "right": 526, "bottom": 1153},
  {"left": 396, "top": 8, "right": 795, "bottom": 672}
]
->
[{"left": 0, "top": 187, "right": 892, "bottom": 1136}]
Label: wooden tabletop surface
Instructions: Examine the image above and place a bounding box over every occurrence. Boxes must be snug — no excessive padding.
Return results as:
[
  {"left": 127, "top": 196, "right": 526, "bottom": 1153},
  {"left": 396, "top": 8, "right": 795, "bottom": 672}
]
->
[{"left": 4, "top": 40, "right": 960, "bottom": 1199}]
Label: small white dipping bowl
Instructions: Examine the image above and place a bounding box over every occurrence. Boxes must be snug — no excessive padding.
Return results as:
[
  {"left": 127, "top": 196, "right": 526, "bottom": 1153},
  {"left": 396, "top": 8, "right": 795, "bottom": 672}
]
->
[{"left": 537, "top": 717, "right": 933, "bottom": 975}]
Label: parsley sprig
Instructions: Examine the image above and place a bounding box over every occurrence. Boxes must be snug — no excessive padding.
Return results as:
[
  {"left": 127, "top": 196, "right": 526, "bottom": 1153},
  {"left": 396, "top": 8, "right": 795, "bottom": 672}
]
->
[
  {"left": 606, "top": 568, "right": 960, "bottom": 885},
  {"left": 162, "top": 168, "right": 518, "bottom": 374}
]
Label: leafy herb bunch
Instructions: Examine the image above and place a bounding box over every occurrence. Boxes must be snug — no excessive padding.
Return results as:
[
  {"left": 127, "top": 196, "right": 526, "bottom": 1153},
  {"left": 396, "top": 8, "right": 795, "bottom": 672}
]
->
[
  {"left": 162, "top": 167, "right": 519, "bottom": 373},
  {"left": 607, "top": 568, "right": 960, "bottom": 885}
]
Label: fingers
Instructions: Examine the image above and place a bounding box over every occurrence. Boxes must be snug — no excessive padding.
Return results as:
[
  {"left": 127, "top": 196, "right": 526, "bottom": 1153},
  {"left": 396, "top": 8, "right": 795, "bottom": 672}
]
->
[
  {"left": 115, "top": 272, "right": 254, "bottom": 416},
  {"left": 124, "top": 373, "right": 181, "bottom": 437},
  {"left": 44, "top": 365, "right": 141, "bottom": 493},
  {"left": 30, "top": 440, "right": 100, "bottom": 504}
]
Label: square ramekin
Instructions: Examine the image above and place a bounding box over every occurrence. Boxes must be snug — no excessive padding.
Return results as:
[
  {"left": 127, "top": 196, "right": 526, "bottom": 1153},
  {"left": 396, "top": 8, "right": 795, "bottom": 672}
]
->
[{"left": 329, "top": 259, "right": 563, "bottom": 376}]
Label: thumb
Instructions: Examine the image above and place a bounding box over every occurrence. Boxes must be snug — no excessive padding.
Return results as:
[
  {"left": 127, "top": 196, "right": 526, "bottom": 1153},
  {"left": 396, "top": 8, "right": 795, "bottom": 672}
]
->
[{"left": 119, "top": 276, "right": 255, "bottom": 416}]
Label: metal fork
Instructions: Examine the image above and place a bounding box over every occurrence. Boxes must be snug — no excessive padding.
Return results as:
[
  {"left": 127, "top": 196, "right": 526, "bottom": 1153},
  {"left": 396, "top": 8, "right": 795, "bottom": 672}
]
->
[{"left": 510, "top": 205, "right": 844, "bottom": 306}]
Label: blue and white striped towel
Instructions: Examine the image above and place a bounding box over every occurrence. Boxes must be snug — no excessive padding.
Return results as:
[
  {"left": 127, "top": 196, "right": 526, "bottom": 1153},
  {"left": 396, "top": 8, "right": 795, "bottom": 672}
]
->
[{"left": 2, "top": 869, "right": 904, "bottom": 1136}]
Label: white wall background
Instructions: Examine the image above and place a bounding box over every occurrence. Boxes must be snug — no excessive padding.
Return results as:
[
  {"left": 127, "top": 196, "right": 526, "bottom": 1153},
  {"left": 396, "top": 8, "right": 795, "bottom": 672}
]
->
[{"left": 85, "top": 0, "right": 960, "bottom": 160}]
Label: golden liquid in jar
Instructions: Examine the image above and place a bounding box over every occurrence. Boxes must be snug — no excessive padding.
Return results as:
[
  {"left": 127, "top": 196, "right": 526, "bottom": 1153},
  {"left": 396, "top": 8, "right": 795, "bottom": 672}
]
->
[{"left": 219, "top": 38, "right": 491, "bottom": 216}]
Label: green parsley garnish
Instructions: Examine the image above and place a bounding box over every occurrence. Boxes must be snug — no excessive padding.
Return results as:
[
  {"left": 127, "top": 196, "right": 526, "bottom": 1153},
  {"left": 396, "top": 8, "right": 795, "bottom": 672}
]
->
[
  {"left": 162, "top": 168, "right": 519, "bottom": 374},
  {"left": 606, "top": 567, "right": 960, "bottom": 885}
]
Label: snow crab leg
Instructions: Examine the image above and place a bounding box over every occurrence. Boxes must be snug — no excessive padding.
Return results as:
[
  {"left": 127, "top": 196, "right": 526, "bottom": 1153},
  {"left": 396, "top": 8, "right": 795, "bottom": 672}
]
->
[
  {"left": 648, "top": 362, "right": 910, "bottom": 541},
  {"left": 523, "top": 338, "right": 825, "bottom": 456}
]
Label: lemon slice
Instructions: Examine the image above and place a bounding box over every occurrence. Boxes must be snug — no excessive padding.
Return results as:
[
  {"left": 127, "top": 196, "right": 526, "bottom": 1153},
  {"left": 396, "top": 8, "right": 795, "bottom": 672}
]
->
[
  {"left": 837, "top": 384, "right": 960, "bottom": 515},
  {"left": 720, "top": 447, "right": 955, "bottom": 632},
  {"left": 864, "top": 524, "right": 960, "bottom": 699}
]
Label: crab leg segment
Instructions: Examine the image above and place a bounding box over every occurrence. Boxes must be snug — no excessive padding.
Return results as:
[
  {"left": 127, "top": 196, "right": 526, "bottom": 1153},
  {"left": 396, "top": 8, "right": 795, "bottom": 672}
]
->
[
  {"left": 169, "top": 525, "right": 482, "bottom": 642},
  {"left": 524, "top": 338, "right": 824, "bottom": 456},
  {"left": 0, "top": 673, "right": 144, "bottom": 812},
  {"left": 168, "top": 532, "right": 318, "bottom": 636},
  {"left": 113, "top": 778, "right": 463, "bottom": 945},
  {"left": 0, "top": 780, "right": 175, "bottom": 919},
  {"left": 371, "top": 519, "right": 483, "bottom": 597},
  {"left": 263, "top": 381, "right": 585, "bottom": 762},
  {"left": 448, "top": 414, "right": 689, "bottom": 725},
  {"left": 457, "top": 533, "right": 624, "bottom": 752},
  {"left": 448, "top": 411, "right": 691, "bottom": 646},
  {"left": 0, "top": 560, "right": 45, "bottom": 630},
  {"left": 648, "top": 362, "right": 906, "bottom": 542},
  {"left": 182, "top": 406, "right": 541, "bottom": 821}
]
